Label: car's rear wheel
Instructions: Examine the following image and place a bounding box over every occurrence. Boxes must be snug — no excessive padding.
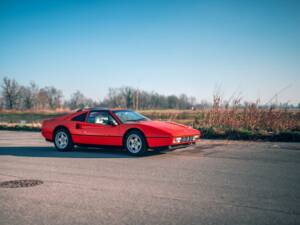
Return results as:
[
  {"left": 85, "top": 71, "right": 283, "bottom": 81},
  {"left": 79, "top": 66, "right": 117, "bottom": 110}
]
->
[
  {"left": 54, "top": 128, "right": 74, "bottom": 151},
  {"left": 124, "top": 131, "right": 147, "bottom": 156}
]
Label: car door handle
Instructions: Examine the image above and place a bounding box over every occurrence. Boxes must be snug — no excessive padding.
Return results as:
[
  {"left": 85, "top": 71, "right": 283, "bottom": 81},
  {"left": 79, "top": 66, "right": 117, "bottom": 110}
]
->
[{"left": 76, "top": 123, "right": 81, "bottom": 129}]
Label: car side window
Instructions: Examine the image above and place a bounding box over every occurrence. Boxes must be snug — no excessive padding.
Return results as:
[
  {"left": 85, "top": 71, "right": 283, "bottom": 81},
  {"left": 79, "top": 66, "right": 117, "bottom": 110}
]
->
[
  {"left": 71, "top": 112, "right": 87, "bottom": 122},
  {"left": 87, "top": 111, "right": 117, "bottom": 125}
]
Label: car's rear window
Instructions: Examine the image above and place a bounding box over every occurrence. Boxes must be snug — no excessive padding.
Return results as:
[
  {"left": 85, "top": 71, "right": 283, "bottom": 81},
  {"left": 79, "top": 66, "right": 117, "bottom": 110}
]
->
[{"left": 71, "top": 112, "right": 87, "bottom": 122}]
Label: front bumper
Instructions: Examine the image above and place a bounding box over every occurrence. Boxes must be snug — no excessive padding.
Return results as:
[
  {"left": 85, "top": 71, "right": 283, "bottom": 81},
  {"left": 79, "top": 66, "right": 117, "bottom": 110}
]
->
[
  {"left": 172, "top": 135, "right": 200, "bottom": 145},
  {"left": 146, "top": 135, "right": 200, "bottom": 148}
]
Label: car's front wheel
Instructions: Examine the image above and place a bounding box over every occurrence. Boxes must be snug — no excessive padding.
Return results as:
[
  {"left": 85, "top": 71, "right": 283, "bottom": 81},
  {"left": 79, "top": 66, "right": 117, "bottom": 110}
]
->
[
  {"left": 124, "top": 131, "right": 147, "bottom": 156},
  {"left": 54, "top": 128, "right": 74, "bottom": 151}
]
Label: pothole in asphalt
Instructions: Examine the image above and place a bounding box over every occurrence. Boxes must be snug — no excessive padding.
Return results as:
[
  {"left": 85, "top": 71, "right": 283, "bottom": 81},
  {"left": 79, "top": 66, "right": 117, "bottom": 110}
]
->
[{"left": 0, "top": 179, "right": 43, "bottom": 188}]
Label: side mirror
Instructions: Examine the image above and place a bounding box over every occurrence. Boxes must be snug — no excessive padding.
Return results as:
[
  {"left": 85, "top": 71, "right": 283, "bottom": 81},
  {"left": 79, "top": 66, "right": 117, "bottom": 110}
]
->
[{"left": 108, "top": 120, "right": 118, "bottom": 126}]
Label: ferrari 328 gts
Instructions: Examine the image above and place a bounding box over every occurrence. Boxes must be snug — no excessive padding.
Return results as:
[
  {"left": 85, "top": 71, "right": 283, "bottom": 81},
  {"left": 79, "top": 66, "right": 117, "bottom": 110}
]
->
[{"left": 41, "top": 108, "right": 200, "bottom": 155}]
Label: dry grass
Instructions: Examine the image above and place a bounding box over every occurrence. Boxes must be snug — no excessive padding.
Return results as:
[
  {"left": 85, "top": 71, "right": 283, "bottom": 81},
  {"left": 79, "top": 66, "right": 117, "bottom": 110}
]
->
[
  {"left": 141, "top": 96, "right": 300, "bottom": 133},
  {"left": 193, "top": 107, "right": 299, "bottom": 132},
  {"left": 142, "top": 108, "right": 300, "bottom": 131},
  {"left": 140, "top": 97, "right": 300, "bottom": 141}
]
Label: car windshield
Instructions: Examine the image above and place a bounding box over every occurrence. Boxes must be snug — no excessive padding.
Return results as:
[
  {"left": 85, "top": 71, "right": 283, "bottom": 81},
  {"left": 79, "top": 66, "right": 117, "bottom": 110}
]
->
[{"left": 113, "top": 110, "right": 149, "bottom": 123}]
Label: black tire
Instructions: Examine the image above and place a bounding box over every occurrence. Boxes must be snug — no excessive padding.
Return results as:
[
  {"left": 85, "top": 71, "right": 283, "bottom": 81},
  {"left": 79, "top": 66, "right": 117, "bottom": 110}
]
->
[
  {"left": 54, "top": 128, "right": 74, "bottom": 151},
  {"left": 124, "top": 130, "right": 147, "bottom": 156}
]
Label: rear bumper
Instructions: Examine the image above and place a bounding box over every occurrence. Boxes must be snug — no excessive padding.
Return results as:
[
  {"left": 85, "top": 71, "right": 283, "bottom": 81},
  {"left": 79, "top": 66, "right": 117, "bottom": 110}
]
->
[{"left": 41, "top": 129, "right": 53, "bottom": 141}]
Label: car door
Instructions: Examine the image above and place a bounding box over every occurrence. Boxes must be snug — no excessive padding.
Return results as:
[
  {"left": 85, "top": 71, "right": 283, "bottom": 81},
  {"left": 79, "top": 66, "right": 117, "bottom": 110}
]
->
[{"left": 77, "top": 110, "right": 122, "bottom": 146}]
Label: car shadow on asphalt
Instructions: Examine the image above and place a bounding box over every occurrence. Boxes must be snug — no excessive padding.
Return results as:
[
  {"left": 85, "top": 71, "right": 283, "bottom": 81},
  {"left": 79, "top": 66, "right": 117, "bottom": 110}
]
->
[{"left": 0, "top": 146, "right": 165, "bottom": 158}]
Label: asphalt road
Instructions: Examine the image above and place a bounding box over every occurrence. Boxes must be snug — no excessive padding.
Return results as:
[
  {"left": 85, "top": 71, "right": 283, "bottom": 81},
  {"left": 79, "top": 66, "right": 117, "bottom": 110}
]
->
[{"left": 0, "top": 131, "right": 299, "bottom": 225}]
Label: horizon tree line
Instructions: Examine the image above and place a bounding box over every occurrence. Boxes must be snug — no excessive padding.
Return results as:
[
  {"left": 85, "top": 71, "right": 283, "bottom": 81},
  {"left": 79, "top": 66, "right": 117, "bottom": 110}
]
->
[
  {"left": 0, "top": 77, "right": 196, "bottom": 110},
  {"left": 0, "top": 77, "right": 299, "bottom": 111}
]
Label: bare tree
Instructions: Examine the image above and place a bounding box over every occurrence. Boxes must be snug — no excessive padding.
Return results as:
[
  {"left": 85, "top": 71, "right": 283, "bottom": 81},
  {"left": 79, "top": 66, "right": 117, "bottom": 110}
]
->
[
  {"left": 66, "top": 90, "right": 95, "bottom": 109},
  {"left": 37, "top": 89, "right": 48, "bottom": 110},
  {"left": 19, "top": 82, "right": 39, "bottom": 110},
  {"left": 68, "top": 90, "right": 85, "bottom": 109},
  {"left": 167, "top": 95, "right": 178, "bottom": 109},
  {"left": 122, "top": 87, "right": 134, "bottom": 109},
  {"left": 1, "top": 77, "right": 21, "bottom": 109},
  {"left": 0, "top": 96, "right": 4, "bottom": 110},
  {"left": 39, "top": 86, "right": 63, "bottom": 110}
]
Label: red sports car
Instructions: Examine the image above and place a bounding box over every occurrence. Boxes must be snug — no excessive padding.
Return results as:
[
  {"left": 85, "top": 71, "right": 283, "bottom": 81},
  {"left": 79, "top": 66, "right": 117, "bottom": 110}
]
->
[{"left": 41, "top": 108, "right": 200, "bottom": 155}]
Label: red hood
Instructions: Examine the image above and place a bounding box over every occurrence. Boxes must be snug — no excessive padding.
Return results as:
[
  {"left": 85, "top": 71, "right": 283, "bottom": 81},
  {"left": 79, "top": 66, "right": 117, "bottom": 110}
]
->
[{"left": 138, "top": 120, "right": 199, "bottom": 136}]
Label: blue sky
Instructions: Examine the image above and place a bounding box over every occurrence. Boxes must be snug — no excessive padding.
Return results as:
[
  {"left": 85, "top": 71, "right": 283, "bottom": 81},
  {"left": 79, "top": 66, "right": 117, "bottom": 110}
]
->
[{"left": 0, "top": 0, "right": 299, "bottom": 104}]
